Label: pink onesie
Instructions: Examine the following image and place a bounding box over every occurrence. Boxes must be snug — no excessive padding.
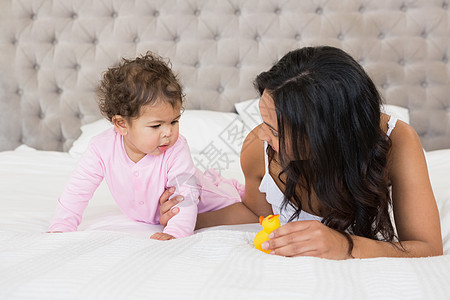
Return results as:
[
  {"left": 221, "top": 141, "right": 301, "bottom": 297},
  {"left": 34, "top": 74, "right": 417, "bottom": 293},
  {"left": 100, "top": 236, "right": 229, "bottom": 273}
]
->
[{"left": 49, "top": 127, "right": 243, "bottom": 238}]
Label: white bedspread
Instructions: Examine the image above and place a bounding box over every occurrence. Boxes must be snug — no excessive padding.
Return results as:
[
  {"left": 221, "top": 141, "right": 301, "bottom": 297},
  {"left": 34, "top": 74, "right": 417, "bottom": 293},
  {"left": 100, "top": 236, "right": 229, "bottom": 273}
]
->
[{"left": 1, "top": 146, "right": 450, "bottom": 299}]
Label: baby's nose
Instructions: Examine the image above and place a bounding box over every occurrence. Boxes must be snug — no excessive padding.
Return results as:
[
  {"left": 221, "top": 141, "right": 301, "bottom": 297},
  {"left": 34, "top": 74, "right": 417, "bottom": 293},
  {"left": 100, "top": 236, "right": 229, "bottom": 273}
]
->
[{"left": 162, "top": 126, "right": 172, "bottom": 138}]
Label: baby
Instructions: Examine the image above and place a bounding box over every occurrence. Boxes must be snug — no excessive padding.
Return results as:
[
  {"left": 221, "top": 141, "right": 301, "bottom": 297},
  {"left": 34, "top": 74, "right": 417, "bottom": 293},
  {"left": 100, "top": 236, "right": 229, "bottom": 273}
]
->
[{"left": 49, "top": 52, "right": 242, "bottom": 239}]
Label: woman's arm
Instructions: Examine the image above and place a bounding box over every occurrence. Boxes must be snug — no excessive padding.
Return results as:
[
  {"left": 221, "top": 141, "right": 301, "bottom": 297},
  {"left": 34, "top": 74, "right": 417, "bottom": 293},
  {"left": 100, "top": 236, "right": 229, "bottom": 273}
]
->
[
  {"left": 381, "top": 120, "right": 442, "bottom": 256},
  {"left": 342, "top": 121, "right": 442, "bottom": 258}
]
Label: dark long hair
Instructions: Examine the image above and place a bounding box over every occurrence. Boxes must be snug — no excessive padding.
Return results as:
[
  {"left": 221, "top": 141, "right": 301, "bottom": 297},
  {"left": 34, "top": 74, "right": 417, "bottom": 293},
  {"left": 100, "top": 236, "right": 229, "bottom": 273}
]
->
[{"left": 254, "top": 46, "right": 396, "bottom": 244}]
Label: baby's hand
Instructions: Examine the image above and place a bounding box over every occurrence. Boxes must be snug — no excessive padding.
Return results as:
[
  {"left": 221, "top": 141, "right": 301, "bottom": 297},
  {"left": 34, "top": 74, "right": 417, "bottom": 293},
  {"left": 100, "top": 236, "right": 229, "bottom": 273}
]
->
[{"left": 150, "top": 232, "right": 175, "bottom": 240}]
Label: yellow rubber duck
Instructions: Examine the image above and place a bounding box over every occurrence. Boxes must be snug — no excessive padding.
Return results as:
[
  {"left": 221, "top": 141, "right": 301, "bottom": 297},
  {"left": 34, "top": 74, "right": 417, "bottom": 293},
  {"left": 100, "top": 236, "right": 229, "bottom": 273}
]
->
[{"left": 254, "top": 214, "right": 280, "bottom": 253}]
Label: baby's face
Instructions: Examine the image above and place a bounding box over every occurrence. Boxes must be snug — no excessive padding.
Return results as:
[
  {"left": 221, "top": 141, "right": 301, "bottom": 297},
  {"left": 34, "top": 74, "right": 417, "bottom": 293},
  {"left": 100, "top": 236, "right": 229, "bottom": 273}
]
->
[{"left": 123, "top": 101, "right": 181, "bottom": 162}]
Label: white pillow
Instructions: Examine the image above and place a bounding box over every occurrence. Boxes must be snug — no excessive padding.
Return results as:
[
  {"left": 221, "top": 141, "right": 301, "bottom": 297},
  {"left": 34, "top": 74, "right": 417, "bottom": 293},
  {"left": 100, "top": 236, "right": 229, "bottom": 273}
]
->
[
  {"left": 234, "top": 98, "right": 262, "bottom": 131},
  {"left": 180, "top": 110, "right": 247, "bottom": 182},
  {"left": 69, "top": 119, "right": 112, "bottom": 157},
  {"left": 180, "top": 110, "right": 246, "bottom": 154}
]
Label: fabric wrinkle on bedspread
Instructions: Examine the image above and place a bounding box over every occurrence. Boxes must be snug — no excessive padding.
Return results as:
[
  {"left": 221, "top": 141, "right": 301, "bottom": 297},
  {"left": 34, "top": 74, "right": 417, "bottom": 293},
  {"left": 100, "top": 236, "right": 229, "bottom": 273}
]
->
[{"left": 1, "top": 230, "right": 450, "bottom": 299}]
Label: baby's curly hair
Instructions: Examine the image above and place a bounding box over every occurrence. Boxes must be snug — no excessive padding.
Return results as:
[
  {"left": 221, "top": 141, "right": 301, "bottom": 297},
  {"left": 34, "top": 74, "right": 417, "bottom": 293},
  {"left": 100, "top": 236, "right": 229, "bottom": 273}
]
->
[{"left": 98, "top": 51, "right": 184, "bottom": 121}]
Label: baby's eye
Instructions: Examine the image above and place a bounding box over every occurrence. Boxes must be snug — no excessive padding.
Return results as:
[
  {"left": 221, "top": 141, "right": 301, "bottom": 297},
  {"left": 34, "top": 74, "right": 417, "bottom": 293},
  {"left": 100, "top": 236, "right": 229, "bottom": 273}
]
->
[
  {"left": 171, "top": 120, "right": 179, "bottom": 125},
  {"left": 150, "top": 125, "right": 161, "bottom": 128}
]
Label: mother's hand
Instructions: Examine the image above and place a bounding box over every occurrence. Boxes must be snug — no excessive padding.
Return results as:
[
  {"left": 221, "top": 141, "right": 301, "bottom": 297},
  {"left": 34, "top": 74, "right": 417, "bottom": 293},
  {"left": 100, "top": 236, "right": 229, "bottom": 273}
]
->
[
  {"left": 261, "top": 220, "right": 352, "bottom": 260},
  {"left": 158, "top": 187, "right": 184, "bottom": 227}
]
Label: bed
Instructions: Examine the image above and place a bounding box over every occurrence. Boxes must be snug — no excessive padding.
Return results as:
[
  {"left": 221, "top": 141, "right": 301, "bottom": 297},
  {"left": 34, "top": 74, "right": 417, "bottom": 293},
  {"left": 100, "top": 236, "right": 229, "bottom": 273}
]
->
[{"left": 1, "top": 0, "right": 449, "bottom": 299}]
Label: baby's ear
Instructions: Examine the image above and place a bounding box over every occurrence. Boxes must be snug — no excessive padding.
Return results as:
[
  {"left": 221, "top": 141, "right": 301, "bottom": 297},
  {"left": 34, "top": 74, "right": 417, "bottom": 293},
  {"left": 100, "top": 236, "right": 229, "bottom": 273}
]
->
[{"left": 112, "top": 115, "right": 128, "bottom": 136}]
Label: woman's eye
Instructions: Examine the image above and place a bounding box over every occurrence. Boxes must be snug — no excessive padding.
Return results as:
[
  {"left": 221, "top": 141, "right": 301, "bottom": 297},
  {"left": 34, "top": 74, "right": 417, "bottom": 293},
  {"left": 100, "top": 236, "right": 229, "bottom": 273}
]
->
[{"left": 272, "top": 130, "right": 279, "bottom": 137}]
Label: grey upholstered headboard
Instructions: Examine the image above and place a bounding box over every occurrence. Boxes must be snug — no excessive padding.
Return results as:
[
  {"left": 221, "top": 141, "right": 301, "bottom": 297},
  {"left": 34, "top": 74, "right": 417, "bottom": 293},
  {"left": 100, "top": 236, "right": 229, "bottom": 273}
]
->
[{"left": 0, "top": 0, "right": 449, "bottom": 151}]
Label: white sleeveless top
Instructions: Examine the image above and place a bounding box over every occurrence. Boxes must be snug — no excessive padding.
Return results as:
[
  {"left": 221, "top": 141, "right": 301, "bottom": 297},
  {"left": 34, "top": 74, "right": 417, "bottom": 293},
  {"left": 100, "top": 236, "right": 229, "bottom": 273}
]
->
[{"left": 258, "top": 116, "right": 398, "bottom": 225}]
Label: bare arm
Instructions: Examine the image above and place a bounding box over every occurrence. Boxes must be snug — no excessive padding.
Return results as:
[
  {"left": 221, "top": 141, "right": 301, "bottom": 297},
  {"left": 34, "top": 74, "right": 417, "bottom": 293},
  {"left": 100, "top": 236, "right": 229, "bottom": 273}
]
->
[{"left": 351, "top": 120, "right": 442, "bottom": 257}]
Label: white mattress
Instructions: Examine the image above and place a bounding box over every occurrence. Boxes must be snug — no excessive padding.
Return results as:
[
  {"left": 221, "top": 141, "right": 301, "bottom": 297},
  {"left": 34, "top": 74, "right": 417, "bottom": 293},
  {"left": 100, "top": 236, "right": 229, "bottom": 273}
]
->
[{"left": 1, "top": 145, "right": 450, "bottom": 299}]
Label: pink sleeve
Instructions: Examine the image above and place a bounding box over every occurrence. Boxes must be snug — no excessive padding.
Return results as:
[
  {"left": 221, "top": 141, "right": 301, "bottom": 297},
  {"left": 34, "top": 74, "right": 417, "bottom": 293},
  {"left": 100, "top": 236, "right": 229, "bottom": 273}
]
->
[
  {"left": 162, "top": 137, "right": 200, "bottom": 238},
  {"left": 48, "top": 142, "right": 104, "bottom": 232}
]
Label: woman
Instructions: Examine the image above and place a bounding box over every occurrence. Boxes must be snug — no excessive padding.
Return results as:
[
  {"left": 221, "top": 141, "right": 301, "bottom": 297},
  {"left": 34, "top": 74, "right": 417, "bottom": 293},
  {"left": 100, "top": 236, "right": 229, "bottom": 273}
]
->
[{"left": 159, "top": 46, "right": 442, "bottom": 259}]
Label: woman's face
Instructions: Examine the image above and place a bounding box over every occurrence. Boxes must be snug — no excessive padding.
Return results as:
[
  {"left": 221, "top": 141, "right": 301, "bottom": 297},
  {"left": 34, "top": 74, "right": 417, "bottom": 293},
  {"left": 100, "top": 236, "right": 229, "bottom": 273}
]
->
[{"left": 258, "top": 91, "right": 279, "bottom": 152}]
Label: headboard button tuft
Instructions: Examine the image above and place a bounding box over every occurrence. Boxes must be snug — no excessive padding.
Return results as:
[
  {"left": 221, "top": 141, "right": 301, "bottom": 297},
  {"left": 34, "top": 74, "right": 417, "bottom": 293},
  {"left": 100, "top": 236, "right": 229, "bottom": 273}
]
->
[{"left": 0, "top": 0, "right": 447, "bottom": 151}]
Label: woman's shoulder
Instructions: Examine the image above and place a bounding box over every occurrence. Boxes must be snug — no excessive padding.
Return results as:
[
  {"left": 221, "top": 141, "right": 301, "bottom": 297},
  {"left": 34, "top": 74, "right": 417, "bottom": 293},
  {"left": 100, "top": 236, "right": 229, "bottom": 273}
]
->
[
  {"left": 385, "top": 117, "right": 422, "bottom": 149},
  {"left": 240, "top": 125, "right": 265, "bottom": 179},
  {"left": 381, "top": 113, "right": 420, "bottom": 145},
  {"left": 384, "top": 114, "right": 426, "bottom": 179}
]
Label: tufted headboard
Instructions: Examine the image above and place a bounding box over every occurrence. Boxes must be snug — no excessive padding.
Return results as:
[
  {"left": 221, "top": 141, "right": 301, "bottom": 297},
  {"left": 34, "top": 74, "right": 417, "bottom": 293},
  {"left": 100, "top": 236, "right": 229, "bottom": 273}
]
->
[{"left": 0, "top": 0, "right": 449, "bottom": 152}]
